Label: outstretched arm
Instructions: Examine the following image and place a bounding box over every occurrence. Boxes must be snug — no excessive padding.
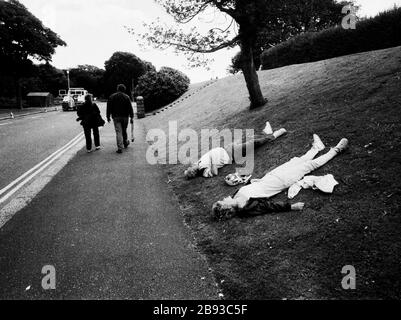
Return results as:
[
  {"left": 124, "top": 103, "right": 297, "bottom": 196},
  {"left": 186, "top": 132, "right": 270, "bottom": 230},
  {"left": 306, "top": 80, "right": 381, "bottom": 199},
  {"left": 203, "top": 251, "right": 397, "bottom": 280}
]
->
[
  {"left": 211, "top": 164, "right": 219, "bottom": 176},
  {"left": 239, "top": 198, "right": 304, "bottom": 216}
]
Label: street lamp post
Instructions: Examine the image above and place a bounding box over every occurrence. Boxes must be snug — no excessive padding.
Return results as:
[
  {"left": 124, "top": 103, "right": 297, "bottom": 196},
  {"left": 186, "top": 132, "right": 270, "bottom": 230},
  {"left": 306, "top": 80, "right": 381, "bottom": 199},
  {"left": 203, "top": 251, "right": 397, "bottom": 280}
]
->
[{"left": 67, "top": 70, "right": 70, "bottom": 92}]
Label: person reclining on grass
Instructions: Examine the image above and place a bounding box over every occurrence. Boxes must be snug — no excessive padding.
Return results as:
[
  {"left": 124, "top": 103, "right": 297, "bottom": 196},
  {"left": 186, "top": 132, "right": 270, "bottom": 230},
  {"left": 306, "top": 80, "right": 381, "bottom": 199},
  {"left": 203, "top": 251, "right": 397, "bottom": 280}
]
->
[
  {"left": 184, "top": 122, "right": 287, "bottom": 179},
  {"left": 212, "top": 135, "right": 349, "bottom": 221}
]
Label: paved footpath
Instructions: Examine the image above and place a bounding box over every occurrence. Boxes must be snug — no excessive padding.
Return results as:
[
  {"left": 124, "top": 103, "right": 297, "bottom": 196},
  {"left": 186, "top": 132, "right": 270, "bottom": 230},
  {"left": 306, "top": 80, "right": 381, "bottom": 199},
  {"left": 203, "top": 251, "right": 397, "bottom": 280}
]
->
[{"left": 0, "top": 120, "right": 219, "bottom": 300}]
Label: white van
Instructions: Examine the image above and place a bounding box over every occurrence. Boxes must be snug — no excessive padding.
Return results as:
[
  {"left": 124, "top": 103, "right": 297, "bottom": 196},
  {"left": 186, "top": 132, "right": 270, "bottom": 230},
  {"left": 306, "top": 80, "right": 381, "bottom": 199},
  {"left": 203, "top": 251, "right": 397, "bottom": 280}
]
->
[{"left": 62, "top": 88, "right": 89, "bottom": 111}]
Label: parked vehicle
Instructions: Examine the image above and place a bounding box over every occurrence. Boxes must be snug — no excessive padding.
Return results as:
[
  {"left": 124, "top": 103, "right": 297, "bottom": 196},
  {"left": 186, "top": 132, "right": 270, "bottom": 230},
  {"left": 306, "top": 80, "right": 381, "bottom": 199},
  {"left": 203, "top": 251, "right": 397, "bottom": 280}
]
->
[
  {"left": 62, "top": 95, "right": 75, "bottom": 111},
  {"left": 62, "top": 88, "right": 90, "bottom": 111}
]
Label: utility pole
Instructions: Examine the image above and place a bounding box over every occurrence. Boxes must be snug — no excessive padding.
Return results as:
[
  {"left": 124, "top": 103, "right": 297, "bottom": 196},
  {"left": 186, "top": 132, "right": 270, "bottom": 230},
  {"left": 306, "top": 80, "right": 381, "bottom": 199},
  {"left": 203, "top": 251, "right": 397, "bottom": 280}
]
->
[{"left": 67, "top": 70, "right": 70, "bottom": 92}]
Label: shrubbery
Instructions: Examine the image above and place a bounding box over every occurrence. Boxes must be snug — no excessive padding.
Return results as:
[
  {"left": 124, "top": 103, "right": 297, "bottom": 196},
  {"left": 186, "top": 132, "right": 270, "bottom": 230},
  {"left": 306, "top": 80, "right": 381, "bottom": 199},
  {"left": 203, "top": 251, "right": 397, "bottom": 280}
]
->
[
  {"left": 135, "top": 67, "right": 190, "bottom": 112},
  {"left": 261, "top": 7, "right": 401, "bottom": 70}
]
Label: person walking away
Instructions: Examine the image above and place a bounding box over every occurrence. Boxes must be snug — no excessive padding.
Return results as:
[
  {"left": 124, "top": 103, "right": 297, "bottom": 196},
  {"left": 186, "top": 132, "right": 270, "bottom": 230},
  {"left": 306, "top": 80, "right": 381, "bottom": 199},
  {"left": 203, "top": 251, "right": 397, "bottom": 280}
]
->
[
  {"left": 77, "top": 95, "right": 103, "bottom": 153},
  {"left": 106, "top": 84, "right": 134, "bottom": 154}
]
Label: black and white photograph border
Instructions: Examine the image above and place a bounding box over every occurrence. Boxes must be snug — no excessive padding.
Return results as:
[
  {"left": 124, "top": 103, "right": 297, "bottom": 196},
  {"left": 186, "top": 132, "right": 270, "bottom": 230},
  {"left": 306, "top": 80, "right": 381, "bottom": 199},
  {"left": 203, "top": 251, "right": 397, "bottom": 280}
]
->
[{"left": 0, "top": 0, "right": 401, "bottom": 308}]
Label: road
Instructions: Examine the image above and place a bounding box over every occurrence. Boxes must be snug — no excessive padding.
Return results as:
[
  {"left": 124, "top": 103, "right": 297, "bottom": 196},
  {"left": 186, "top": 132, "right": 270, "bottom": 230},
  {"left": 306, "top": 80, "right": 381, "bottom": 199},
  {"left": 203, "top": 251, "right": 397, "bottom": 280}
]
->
[
  {"left": 0, "top": 108, "right": 82, "bottom": 191},
  {"left": 0, "top": 103, "right": 218, "bottom": 300}
]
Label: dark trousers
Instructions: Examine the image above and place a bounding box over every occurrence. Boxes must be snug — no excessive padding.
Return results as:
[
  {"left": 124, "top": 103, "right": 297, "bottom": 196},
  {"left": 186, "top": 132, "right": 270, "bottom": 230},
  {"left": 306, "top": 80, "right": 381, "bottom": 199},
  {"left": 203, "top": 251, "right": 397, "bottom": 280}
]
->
[{"left": 83, "top": 126, "right": 100, "bottom": 150}]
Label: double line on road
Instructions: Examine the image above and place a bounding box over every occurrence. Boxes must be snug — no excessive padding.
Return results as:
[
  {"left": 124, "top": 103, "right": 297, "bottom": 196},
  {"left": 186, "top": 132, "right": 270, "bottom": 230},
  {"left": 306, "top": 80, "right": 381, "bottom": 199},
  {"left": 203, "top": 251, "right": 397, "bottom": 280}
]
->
[{"left": 0, "top": 132, "right": 84, "bottom": 206}]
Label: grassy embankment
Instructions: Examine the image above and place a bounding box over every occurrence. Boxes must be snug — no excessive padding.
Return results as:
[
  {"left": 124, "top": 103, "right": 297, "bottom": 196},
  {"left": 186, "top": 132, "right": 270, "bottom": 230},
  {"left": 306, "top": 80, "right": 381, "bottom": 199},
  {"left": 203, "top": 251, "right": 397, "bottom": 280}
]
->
[{"left": 142, "top": 46, "right": 401, "bottom": 299}]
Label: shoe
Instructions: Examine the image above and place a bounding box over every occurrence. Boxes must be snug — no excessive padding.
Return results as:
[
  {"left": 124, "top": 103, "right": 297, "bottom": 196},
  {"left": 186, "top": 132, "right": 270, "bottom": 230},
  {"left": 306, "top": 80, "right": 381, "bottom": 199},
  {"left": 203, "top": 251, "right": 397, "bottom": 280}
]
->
[
  {"left": 273, "top": 128, "right": 287, "bottom": 139},
  {"left": 87, "top": 149, "right": 92, "bottom": 153},
  {"left": 225, "top": 173, "right": 253, "bottom": 186},
  {"left": 334, "top": 138, "right": 349, "bottom": 153},
  {"left": 312, "top": 134, "right": 325, "bottom": 151},
  {"left": 116, "top": 149, "right": 123, "bottom": 154},
  {"left": 124, "top": 141, "right": 130, "bottom": 149},
  {"left": 95, "top": 146, "right": 101, "bottom": 151},
  {"left": 263, "top": 122, "right": 273, "bottom": 135}
]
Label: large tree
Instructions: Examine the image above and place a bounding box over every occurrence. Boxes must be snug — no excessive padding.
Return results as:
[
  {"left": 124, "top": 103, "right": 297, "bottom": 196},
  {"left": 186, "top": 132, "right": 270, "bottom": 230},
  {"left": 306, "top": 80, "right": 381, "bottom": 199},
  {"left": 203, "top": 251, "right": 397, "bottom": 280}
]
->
[
  {"left": 128, "top": 0, "right": 284, "bottom": 109},
  {"left": 128, "top": 0, "right": 271, "bottom": 109},
  {"left": 103, "top": 52, "right": 155, "bottom": 98},
  {"left": 0, "top": 0, "right": 66, "bottom": 108},
  {"left": 130, "top": 0, "right": 353, "bottom": 109}
]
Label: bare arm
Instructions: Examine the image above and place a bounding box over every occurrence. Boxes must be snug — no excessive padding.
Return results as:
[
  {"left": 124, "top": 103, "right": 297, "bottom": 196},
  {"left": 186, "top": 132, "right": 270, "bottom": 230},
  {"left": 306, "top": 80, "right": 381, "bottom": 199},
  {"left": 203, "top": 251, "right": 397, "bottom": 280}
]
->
[{"left": 211, "top": 164, "right": 219, "bottom": 176}]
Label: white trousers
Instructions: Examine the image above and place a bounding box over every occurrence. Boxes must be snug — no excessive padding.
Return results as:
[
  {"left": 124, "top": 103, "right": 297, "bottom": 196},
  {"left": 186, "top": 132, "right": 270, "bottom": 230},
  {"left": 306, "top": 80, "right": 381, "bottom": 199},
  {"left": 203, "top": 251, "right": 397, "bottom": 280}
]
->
[{"left": 266, "top": 147, "right": 338, "bottom": 188}]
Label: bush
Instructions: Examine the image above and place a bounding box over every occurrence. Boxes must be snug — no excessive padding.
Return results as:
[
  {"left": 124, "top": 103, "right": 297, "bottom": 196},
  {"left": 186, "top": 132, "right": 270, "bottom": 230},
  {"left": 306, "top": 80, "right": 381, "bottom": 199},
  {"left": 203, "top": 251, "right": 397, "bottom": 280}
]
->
[
  {"left": 261, "top": 7, "right": 401, "bottom": 70},
  {"left": 135, "top": 67, "right": 190, "bottom": 112},
  {"left": 0, "top": 97, "right": 27, "bottom": 109}
]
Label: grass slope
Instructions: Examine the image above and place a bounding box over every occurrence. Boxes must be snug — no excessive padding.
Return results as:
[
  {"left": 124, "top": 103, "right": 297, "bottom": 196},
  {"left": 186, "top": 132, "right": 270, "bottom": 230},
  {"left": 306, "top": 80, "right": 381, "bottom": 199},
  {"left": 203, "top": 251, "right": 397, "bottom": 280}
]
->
[
  {"left": 146, "top": 79, "right": 217, "bottom": 116},
  {"left": 142, "top": 46, "right": 401, "bottom": 299}
]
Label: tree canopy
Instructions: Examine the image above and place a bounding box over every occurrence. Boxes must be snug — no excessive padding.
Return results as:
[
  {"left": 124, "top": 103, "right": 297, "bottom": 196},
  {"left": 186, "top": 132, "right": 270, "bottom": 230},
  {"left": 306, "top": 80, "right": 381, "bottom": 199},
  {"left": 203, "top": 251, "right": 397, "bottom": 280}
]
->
[
  {"left": 0, "top": 0, "right": 66, "bottom": 69},
  {"left": 0, "top": 0, "right": 66, "bottom": 106},
  {"left": 228, "top": 0, "right": 350, "bottom": 74},
  {"left": 136, "top": 66, "right": 190, "bottom": 112},
  {"left": 103, "top": 51, "right": 155, "bottom": 97},
  {"left": 69, "top": 65, "right": 105, "bottom": 98}
]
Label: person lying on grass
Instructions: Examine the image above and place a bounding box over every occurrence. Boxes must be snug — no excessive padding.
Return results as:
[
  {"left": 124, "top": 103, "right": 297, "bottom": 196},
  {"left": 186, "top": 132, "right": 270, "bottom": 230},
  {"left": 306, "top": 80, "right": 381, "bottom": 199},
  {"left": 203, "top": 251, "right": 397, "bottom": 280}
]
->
[
  {"left": 212, "top": 135, "right": 349, "bottom": 221},
  {"left": 184, "top": 122, "right": 287, "bottom": 179}
]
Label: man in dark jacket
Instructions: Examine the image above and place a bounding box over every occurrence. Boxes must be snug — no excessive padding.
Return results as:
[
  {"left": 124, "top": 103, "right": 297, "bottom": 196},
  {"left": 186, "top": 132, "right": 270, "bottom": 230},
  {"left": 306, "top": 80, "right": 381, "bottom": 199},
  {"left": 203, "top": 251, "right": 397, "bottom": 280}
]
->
[{"left": 107, "top": 84, "right": 134, "bottom": 153}]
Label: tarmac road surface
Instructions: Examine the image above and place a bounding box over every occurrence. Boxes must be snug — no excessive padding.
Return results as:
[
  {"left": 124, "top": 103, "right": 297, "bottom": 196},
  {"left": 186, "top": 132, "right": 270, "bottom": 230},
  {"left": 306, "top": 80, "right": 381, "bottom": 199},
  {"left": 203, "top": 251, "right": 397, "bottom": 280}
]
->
[
  {"left": 0, "top": 104, "right": 218, "bottom": 299},
  {"left": 0, "top": 108, "right": 82, "bottom": 191}
]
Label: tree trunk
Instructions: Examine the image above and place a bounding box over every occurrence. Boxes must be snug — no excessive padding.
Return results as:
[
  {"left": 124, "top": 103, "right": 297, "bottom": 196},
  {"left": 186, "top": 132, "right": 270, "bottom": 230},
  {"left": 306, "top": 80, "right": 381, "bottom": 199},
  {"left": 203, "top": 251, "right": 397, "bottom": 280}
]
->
[{"left": 241, "top": 41, "right": 267, "bottom": 109}]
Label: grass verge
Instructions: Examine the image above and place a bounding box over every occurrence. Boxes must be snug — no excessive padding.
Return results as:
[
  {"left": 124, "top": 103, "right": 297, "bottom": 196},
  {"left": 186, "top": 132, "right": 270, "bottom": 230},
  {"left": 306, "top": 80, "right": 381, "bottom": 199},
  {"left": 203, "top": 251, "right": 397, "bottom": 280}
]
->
[{"left": 142, "top": 46, "right": 401, "bottom": 299}]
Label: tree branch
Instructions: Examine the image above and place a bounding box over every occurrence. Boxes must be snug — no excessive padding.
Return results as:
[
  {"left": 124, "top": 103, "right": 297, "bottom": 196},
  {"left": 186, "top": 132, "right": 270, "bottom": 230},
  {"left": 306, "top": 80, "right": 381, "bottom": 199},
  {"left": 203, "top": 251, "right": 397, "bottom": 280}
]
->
[
  {"left": 164, "top": 35, "right": 239, "bottom": 53},
  {"left": 174, "top": 1, "right": 213, "bottom": 23},
  {"left": 211, "top": 0, "right": 237, "bottom": 18}
]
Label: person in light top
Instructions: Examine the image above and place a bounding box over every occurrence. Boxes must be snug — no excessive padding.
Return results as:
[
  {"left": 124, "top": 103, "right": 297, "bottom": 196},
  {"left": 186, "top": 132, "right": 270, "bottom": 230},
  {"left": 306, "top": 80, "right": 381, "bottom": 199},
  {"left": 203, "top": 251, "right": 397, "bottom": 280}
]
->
[
  {"left": 212, "top": 135, "right": 349, "bottom": 221},
  {"left": 184, "top": 122, "right": 287, "bottom": 179}
]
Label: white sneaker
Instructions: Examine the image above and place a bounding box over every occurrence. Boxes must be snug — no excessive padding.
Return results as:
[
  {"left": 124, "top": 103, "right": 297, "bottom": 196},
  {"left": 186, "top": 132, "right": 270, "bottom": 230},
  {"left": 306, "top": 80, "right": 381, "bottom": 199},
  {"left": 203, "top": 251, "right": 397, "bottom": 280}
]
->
[
  {"left": 334, "top": 138, "right": 349, "bottom": 153},
  {"left": 95, "top": 146, "right": 101, "bottom": 151},
  {"left": 87, "top": 149, "right": 92, "bottom": 153},
  {"left": 312, "top": 134, "right": 325, "bottom": 151},
  {"left": 273, "top": 128, "right": 287, "bottom": 139},
  {"left": 263, "top": 122, "right": 273, "bottom": 135}
]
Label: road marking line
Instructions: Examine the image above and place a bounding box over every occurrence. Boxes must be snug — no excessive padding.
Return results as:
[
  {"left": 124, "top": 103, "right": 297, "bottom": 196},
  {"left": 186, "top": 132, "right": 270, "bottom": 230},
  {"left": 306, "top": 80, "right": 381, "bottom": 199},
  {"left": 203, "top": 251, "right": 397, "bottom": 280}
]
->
[
  {"left": 0, "top": 133, "right": 85, "bottom": 229},
  {"left": 0, "top": 122, "right": 12, "bottom": 126},
  {"left": 0, "top": 132, "right": 84, "bottom": 203}
]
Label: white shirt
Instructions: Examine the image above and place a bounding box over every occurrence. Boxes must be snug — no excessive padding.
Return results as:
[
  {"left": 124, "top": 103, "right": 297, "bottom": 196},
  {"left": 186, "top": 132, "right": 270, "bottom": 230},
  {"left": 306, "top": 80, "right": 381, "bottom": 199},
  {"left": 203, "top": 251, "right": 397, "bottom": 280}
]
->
[
  {"left": 235, "top": 174, "right": 285, "bottom": 204},
  {"left": 198, "top": 148, "right": 231, "bottom": 177}
]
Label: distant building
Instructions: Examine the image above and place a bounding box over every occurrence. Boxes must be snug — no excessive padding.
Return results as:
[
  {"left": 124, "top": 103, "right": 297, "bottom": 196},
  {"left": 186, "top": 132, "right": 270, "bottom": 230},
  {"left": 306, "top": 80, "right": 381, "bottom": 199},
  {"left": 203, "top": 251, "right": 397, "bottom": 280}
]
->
[{"left": 26, "top": 92, "right": 54, "bottom": 108}]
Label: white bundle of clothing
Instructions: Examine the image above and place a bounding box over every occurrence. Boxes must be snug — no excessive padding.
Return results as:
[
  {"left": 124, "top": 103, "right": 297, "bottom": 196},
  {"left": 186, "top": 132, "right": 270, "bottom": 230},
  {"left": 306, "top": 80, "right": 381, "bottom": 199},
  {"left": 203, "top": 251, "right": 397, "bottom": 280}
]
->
[{"left": 287, "top": 174, "right": 339, "bottom": 199}]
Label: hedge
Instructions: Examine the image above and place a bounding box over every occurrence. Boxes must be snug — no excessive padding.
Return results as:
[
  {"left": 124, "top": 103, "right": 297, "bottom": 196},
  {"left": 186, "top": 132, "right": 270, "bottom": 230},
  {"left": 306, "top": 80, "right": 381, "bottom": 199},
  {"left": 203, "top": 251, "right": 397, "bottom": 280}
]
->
[
  {"left": 261, "top": 7, "right": 401, "bottom": 70},
  {"left": 135, "top": 67, "right": 190, "bottom": 112}
]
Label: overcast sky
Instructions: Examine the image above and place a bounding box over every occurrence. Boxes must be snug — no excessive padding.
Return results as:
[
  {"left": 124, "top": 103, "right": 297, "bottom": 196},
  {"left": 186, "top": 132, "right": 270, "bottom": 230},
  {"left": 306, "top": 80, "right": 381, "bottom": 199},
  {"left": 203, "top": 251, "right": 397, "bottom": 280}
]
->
[{"left": 19, "top": 0, "right": 401, "bottom": 84}]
